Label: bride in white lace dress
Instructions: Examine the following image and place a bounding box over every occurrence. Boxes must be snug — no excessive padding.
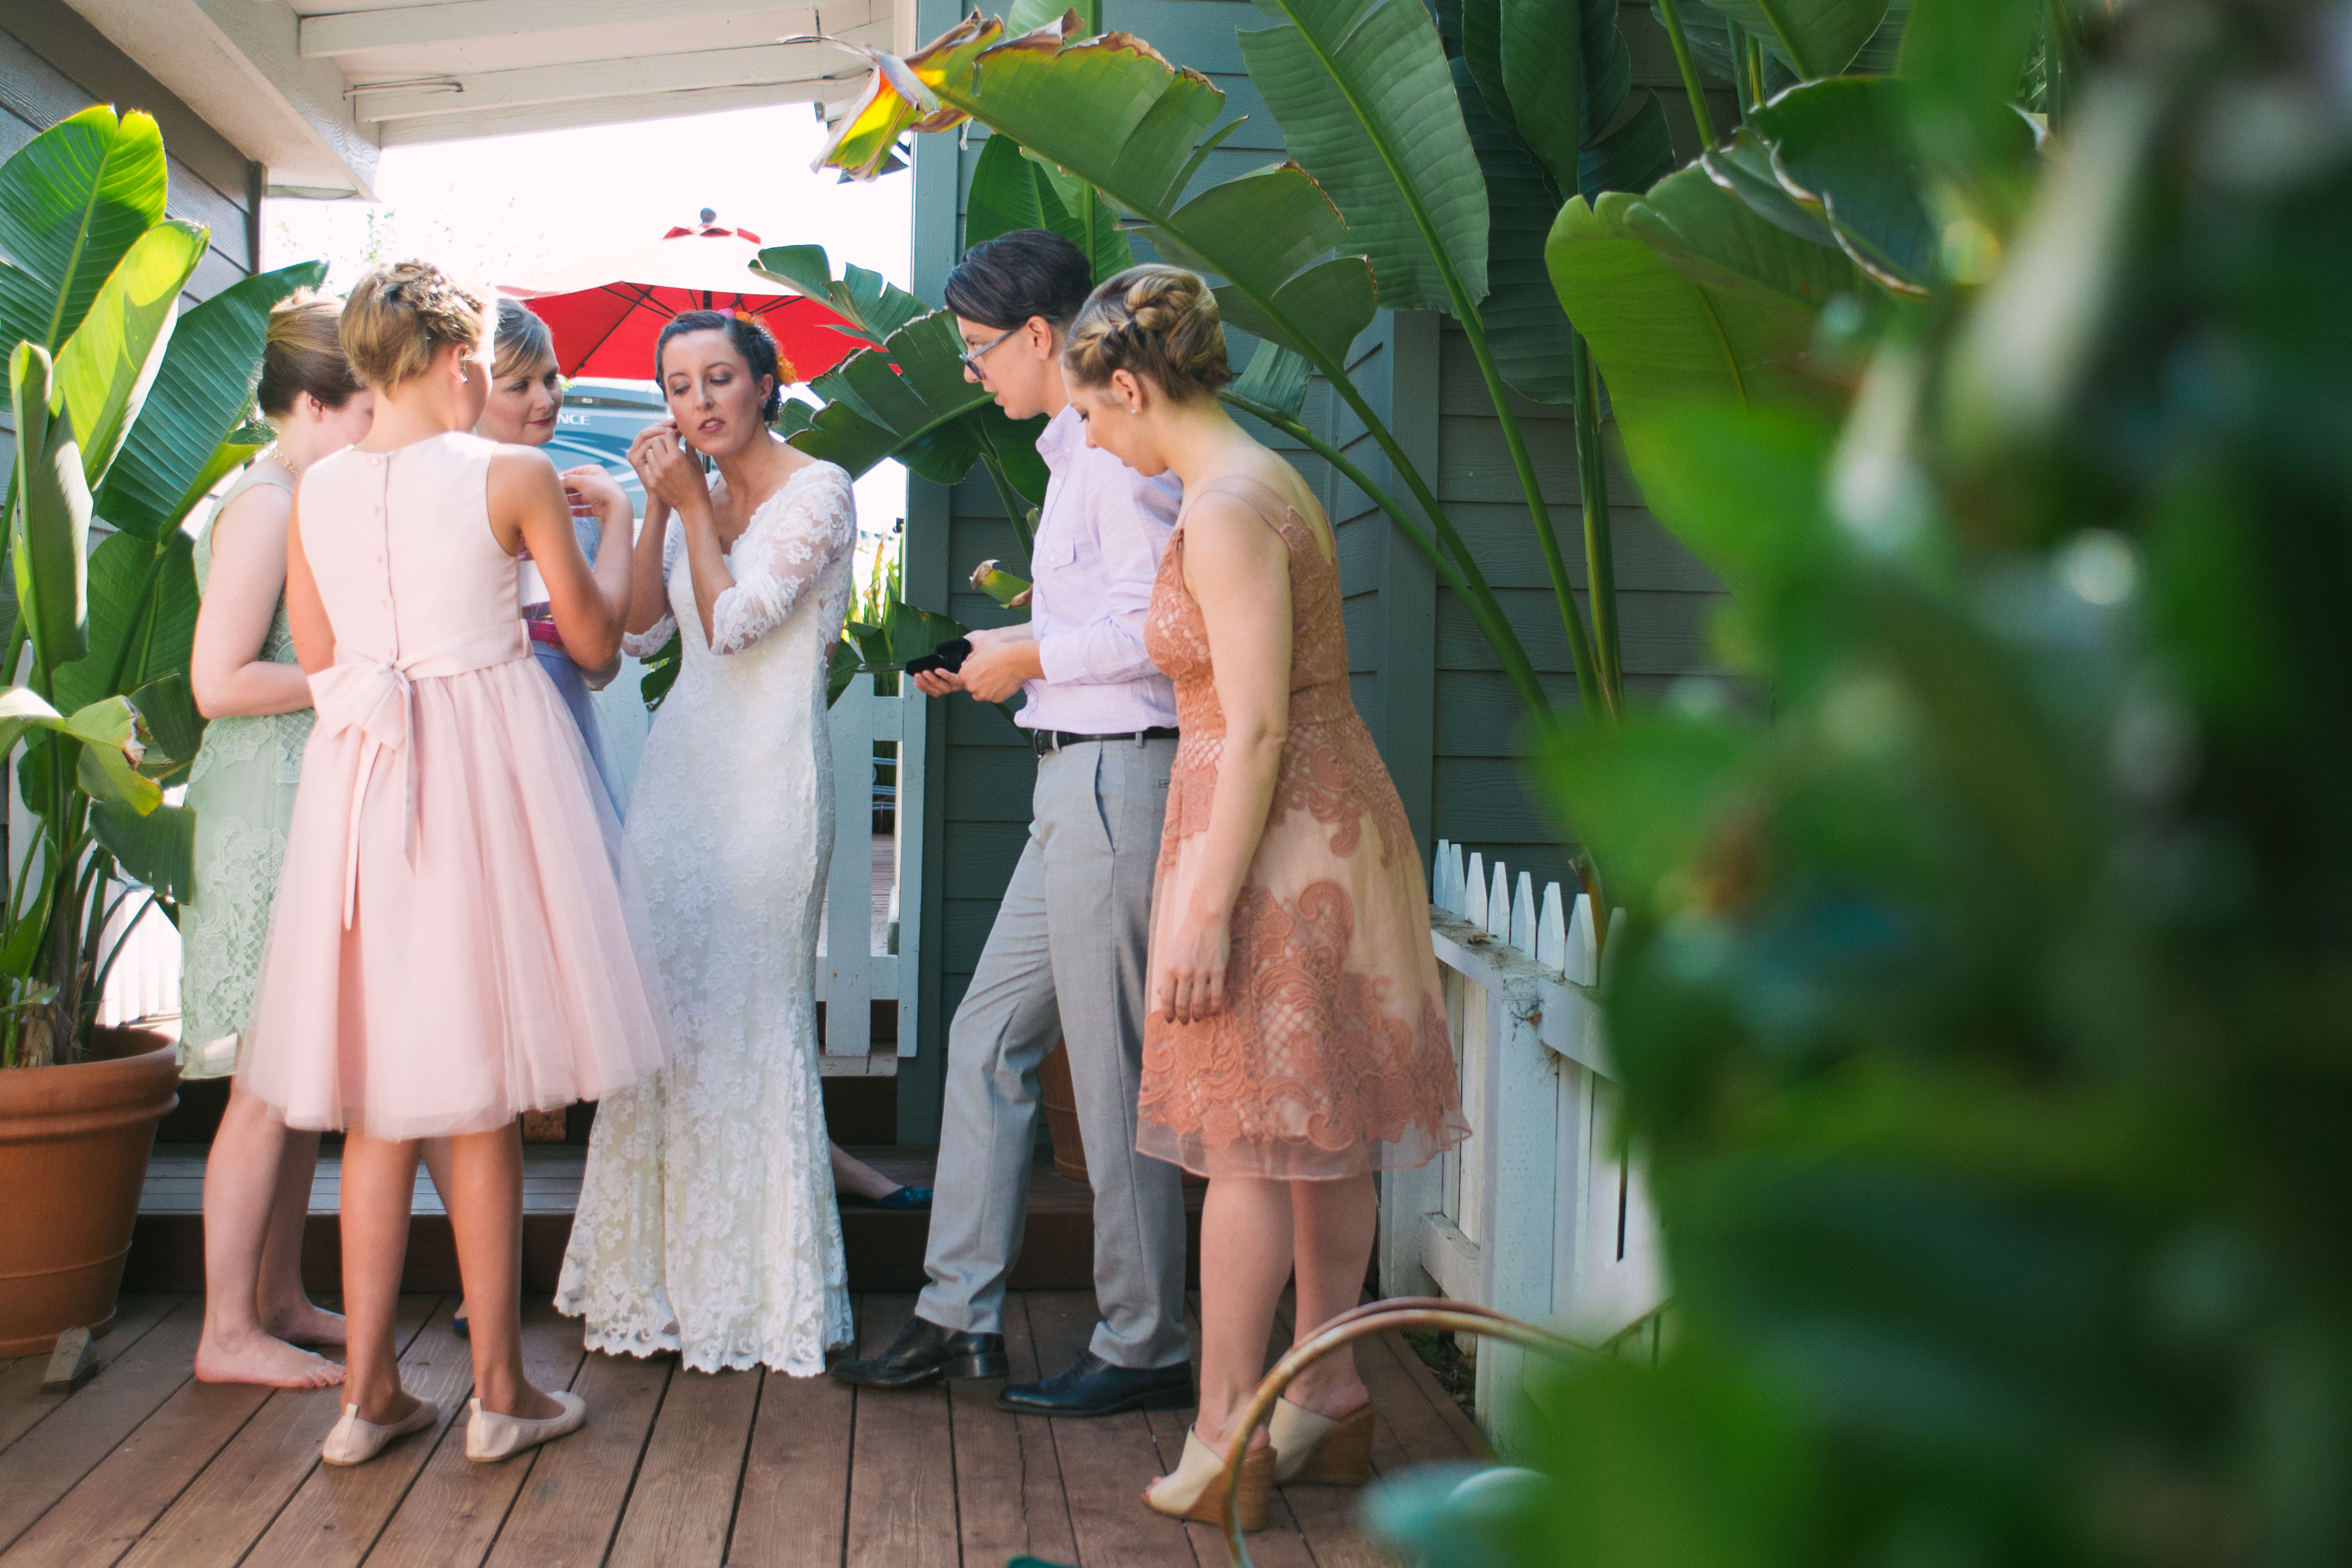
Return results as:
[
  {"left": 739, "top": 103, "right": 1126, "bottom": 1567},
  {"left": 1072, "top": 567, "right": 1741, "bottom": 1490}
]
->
[{"left": 554, "top": 313, "right": 857, "bottom": 1374}]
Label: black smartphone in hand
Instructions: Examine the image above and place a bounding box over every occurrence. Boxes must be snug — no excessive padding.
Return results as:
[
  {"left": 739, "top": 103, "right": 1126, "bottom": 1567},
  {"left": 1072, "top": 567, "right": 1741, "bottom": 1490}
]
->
[{"left": 903, "top": 637, "right": 972, "bottom": 677}]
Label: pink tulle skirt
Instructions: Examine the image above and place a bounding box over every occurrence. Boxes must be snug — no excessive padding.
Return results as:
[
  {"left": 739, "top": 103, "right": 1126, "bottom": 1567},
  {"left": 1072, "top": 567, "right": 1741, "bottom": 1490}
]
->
[{"left": 237, "top": 650, "right": 671, "bottom": 1140}]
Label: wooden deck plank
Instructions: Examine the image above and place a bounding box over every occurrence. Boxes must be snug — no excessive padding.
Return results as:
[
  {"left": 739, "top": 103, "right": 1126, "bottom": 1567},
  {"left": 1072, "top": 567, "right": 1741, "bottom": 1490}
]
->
[
  {"left": 0, "top": 1295, "right": 207, "bottom": 1554},
  {"left": 728, "top": 1329, "right": 855, "bottom": 1568},
  {"left": 104, "top": 1297, "right": 435, "bottom": 1568},
  {"left": 604, "top": 1362, "right": 763, "bottom": 1568},
  {"left": 238, "top": 1297, "right": 470, "bottom": 1568},
  {"left": 0, "top": 1374, "right": 272, "bottom": 1568},
  {"left": 482, "top": 1347, "right": 673, "bottom": 1568},
  {"left": 1024, "top": 1291, "right": 1199, "bottom": 1568},
  {"left": 843, "top": 1294, "right": 960, "bottom": 1568},
  {"left": 1355, "top": 1331, "right": 1484, "bottom": 1465},
  {"left": 358, "top": 1299, "right": 588, "bottom": 1568},
  {"left": 0, "top": 1292, "right": 181, "bottom": 1455},
  {"left": 953, "top": 1284, "right": 1078, "bottom": 1568}
]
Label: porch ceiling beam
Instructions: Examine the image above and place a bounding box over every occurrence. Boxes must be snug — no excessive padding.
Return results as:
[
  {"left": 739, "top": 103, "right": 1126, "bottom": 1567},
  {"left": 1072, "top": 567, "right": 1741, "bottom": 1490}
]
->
[
  {"left": 299, "top": 0, "right": 872, "bottom": 58},
  {"left": 350, "top": 35, "right": 884, "bottom": 122},
  {"left": 374, "top": 75, "right": 870, "bottom": 147}
]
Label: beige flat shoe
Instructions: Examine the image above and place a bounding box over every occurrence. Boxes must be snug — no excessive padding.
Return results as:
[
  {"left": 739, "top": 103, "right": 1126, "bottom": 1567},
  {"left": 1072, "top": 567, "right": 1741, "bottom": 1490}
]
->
[
  {"left": 1142, "top": 1427, "right": 1273, "bottom": 1531},
  {"left": 321, "top": 1399, "right": 438, "bottom": 1466},
  {"left": 1269, "top": 1397, "right": 1374, "bottom": 1485},
  {"left": 465, "top": 1390, "right": 587, "bottom": 1463}
]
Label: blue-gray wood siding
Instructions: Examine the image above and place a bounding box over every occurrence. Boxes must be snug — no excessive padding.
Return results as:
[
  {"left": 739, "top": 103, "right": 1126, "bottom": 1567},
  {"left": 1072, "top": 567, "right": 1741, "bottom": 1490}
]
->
[{"left": 0, "top": 0, "right": 264, "bottom": 470}]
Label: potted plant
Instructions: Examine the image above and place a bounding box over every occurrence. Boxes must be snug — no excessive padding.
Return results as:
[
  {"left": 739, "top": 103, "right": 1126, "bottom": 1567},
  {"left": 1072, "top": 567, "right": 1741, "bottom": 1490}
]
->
[{"left": 0, "top": 104, "right": 322, "bottom": 1354}]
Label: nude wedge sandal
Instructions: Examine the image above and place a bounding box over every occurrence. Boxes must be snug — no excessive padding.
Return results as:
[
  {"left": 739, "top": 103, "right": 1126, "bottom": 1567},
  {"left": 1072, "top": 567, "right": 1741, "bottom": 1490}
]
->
[
  {"left": 1143, "top": 1428, "right": 1275, "bottom": 1531},
  {"left": 1268, "top": 1398, "right": 1374, "bottom": 1485}
]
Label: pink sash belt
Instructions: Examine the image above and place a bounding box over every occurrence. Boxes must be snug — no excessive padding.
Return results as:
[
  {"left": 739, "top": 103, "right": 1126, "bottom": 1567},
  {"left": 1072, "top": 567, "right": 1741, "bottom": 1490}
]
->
[{"left": 309, "top": 620, "right": 530, "bottom": 927}]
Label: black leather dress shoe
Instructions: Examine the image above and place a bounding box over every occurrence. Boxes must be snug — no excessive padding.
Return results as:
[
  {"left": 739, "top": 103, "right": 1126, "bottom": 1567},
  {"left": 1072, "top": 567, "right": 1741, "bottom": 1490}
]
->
[
  {"left": 830, "top": 1315, "right": 1008, "bottom": 1388},
  {"left": 996, "top": 1349, "right": 1193, "bottom": 1417}
]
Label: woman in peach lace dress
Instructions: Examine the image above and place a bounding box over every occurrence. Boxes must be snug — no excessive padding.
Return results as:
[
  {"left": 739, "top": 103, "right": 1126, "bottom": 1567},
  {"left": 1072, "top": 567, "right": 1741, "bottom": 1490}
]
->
[{"left": 1061, "top": 267, "right": 1467, "bottom": 1530}]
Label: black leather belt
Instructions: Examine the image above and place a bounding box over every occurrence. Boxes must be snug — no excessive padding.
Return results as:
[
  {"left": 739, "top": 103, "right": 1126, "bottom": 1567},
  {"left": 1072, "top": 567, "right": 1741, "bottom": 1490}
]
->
[{"left": 1030, "top": 726, "right": 1179, "bottom": 755}]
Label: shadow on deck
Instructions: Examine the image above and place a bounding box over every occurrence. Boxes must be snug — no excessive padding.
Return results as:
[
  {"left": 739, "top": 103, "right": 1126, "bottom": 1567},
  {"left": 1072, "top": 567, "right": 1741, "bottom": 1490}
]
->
[{"left": 0, "top": 1289, "right": 1483, "bottom": 1567}]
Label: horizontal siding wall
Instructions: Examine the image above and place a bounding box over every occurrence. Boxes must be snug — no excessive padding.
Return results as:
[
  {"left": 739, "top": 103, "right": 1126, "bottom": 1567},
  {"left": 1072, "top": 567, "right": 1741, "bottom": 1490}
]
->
[
  {"left": 0, "top": 0, "right": 262, "bottom": 471},
  {"left": 1421, "top": 3, "right": 1735, "bottom": 894}
]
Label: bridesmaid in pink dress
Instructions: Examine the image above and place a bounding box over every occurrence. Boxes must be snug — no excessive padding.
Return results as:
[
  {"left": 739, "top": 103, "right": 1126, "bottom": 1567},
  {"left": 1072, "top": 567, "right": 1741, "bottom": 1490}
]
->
[
  {"left": 1060, "top": 267, "right": 1468, "bottom": 1529},
  {"left": 236, "top": 261, "right": 668, "bottom": 1468}
]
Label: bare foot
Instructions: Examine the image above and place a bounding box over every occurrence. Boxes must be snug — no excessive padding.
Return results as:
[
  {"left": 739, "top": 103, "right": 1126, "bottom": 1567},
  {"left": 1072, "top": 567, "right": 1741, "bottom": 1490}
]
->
[
  {"left": 267, "top": 1301, "right": 347, "bottom": 1347},
  {"left": 195, "top": 1328, "right": 345, "bottom": 1390}
]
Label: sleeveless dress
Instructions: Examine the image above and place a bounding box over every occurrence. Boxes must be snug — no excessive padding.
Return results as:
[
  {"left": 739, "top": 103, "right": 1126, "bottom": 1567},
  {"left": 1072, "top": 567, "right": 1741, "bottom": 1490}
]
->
[
  {"left": 1139, "top": 473, "right": 1468, "bottom": 1179},
  {"left": 235, "top": 431, "right": 672, "bottom": 1140},
  {"left": 179, "top": 462, "right": 313, "bottom": 1077},
  {"left": 521, "top": 495, "right": 627, "bottom": 812},
  {"left": 554, "top": 459, "right": 858, "bottom": 1376}
]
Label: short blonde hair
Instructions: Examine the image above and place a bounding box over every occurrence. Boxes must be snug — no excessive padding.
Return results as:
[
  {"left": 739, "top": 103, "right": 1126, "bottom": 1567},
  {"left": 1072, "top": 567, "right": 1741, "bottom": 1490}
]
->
[
  {"left": 492, "top": 297, "right": 557, "bottom": 382},
  {"left": 339, "top": 259, "right": 489, "bottom": 390},
  {"left": 1063, "top": 264, "right": 1233, "bottom": 402}
]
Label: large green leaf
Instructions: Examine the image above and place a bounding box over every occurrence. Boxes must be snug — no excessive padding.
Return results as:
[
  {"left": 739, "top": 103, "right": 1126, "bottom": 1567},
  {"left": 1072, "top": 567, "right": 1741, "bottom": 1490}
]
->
[
  {"left": 1236, "top": 0, "right": 1487, "bottom": 315},
  {"left": 0, "top": 106, "right": 168, "bottom": 357},
  {"left": 50, "top": 219, "right": 206, "bottom": 490},
  {"left": 92, "top": 260, "right": 324, "bottom": 540},
  {"left": 11, "top": 342, "right": 90, "bottom": 670},
  {"left": 1455, "top": 57, "right": 1577, "bottom": 404},
  {"left": 1704, "top": 0, "right": 1891, "bottom": 79},
  {"left": 52, "top": 527, "right": 199, "bottom": 716},
  {"left": 1749, "top": 77, "right": 2028, "bottom": 295},
  {"left": 964, "top": 134, "right": 1134, "bottom": 283},
  {"left": 751, "top": 243, "right": 929, "bottom": 348},
  {"left": 834, "top": 20, "right": 1379, "bottom": 370},
  {"left": 126, "top": 670, "right": 204, "bottom": 772},
  {"left": 1701, "top": 127, "right": 1840, "bottom": 246},
  {"left": 1544, "top": 170, "right": 1846, "bottom": 438},
  {"left": 90, "top": 801, "right": 193, "bottom": 901},
  {"left": 1230, "top": 338, "right": 1313, "bottom": 421},
  {"left": 1465, "top": 0, "right": 1670, "bottom": 201},
  {"left": 788, "top": 309, "right": 1048, "bottom": 501}
]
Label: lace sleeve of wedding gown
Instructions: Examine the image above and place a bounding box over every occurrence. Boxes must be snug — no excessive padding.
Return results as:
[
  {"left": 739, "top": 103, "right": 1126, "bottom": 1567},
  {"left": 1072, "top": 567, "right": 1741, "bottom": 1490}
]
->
[
  {"left": 703, "top": 465, "right": 855, "bottom": 656},
  {"left": 620, "top": 521, "right": 682, "bottom": 658}
]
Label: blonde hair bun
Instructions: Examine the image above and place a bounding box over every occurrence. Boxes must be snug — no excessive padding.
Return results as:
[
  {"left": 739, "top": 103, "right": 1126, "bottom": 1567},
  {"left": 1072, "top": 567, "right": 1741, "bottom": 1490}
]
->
[
  {"left": 340, "top": 259, "right": 490, "bottom": 390},
  {"left": 1064, "top": 264, "right": 1233, "bottom": 402}
]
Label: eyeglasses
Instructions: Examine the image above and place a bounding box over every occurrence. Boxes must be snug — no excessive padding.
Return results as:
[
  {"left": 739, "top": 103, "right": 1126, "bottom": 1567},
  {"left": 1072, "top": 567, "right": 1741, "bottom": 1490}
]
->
[{"left": 957, "top": 324, "right": 1021, "bottom": 373}]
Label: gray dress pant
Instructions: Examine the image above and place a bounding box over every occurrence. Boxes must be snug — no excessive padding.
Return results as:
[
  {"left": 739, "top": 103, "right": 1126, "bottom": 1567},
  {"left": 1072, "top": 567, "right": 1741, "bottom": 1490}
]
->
[{"left": 915, "top": 735, "right": 1190, "bottom": 1370}]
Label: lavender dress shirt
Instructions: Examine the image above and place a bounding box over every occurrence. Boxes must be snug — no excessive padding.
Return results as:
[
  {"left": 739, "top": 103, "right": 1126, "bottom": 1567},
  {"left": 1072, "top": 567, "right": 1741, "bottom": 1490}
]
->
[{"left": 1014, "top": 404, "right": 1182, "bottom": 734}]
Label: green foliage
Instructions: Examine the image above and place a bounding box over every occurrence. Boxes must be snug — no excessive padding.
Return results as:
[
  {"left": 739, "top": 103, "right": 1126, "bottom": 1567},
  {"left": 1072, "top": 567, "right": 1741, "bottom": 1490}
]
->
[
  {"left": 963, "top": 133, "right": 1135, "bottom": 283},
  {"left": 0, "top": 106, "right": 168, "bottom": 356},
  {"left": 0, "top": 108, "right": 308, "bottom": 1066},
  {"left": 1237, "top": 0, "right": 1489, "bottom": 314},
  {"left": 1368, "top": 2, "right": 2352, "bottom": 1563}
]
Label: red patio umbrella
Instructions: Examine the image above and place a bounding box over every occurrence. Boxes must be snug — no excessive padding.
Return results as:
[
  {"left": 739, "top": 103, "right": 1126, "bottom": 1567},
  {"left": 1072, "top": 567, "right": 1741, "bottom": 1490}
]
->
[{"left": 500, "top": 211, "right": 858, "bottom": 384}]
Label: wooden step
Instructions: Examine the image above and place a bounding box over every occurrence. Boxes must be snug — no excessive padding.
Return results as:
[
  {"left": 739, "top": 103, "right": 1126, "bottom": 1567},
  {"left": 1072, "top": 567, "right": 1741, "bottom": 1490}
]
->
[{"left": 124, "top": 1145, "right": 1204, "bottom": 1295}]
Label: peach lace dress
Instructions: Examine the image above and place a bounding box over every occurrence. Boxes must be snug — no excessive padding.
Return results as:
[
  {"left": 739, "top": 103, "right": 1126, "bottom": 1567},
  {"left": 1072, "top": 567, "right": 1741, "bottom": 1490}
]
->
[{"left": 1139, "top": 473, "right": 1467, "bottom": 1179}]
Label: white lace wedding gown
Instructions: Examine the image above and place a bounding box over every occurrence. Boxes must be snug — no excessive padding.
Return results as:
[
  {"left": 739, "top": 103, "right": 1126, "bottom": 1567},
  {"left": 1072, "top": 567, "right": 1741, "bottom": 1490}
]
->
[{"left": 554, "top": 458, "right": 859, "bottom": 1375}]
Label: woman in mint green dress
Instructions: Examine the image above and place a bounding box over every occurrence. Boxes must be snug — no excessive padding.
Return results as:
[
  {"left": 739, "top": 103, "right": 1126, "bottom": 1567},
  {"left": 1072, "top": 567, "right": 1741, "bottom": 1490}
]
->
[{"left": 185, "top": 297, "right": 376, "bottom": 1388}]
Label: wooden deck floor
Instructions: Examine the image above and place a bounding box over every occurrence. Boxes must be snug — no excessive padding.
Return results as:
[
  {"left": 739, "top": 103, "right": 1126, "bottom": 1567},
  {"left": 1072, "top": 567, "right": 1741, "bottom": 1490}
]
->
[{"left": 0, "top": 1290, "right": 1481, "bottom": 1567}]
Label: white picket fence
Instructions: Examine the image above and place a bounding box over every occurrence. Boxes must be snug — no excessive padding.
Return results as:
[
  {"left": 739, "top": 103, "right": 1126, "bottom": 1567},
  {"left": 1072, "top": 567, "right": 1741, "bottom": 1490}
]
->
[
  {"left": 816, "top": 672, "right": 923, "bottom": 1059},
  {"left": 1380, "top": 839, "right": 1666, "bottom": 1449}
]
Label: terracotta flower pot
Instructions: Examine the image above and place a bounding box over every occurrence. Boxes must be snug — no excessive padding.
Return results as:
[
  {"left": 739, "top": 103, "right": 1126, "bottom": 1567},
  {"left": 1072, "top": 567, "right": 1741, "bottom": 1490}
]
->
[{"left": 0, "top": 1027, "right": 179, "bottom": 1356}]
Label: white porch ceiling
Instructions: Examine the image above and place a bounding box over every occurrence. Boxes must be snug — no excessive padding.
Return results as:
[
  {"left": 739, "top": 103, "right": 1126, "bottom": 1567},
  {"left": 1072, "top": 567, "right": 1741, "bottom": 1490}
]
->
[{"left": 62, "top": 0, "right": 907, "bottom": 199}]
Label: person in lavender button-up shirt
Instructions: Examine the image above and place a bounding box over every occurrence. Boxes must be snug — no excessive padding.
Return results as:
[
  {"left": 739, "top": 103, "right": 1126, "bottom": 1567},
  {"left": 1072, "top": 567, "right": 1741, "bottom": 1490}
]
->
[{"left": 831, "top": 231, "right": 1193, "bottom": 1418}]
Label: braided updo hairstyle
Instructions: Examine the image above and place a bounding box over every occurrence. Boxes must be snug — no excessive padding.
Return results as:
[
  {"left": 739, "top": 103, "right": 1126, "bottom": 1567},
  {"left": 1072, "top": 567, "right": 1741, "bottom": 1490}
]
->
[
  {"left": 339, "top": 259, "right": 490, "bottom": 390},
  {"left": 1062, "top": 265, "right": 1233, "bottom": 403}
]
